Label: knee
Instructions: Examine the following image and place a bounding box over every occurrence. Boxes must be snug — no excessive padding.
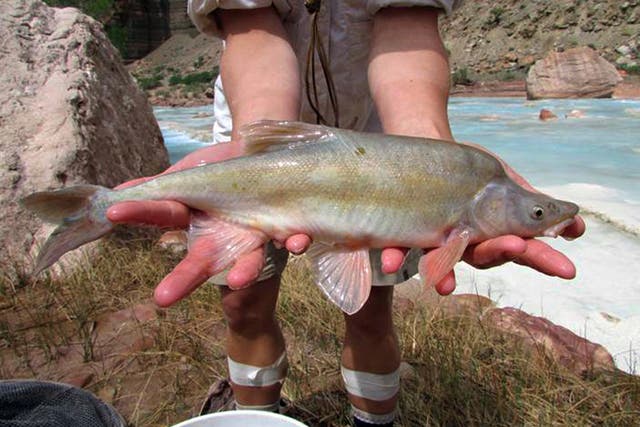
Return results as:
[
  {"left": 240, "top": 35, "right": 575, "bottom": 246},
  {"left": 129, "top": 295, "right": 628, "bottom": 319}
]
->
[
  {"left": 223, "top": 298, "right": 263, "bottom": 333},
  {"left": 221, "top": 279, "right": 279, "bottom": 333}
]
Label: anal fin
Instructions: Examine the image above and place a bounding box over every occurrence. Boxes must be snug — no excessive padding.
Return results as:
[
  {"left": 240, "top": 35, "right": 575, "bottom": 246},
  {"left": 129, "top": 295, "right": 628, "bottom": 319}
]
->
[
  {"left": 306, "top": 243, "right": 372, "bottom": 315},
  {"left": 189, "top": 212, "right": 268, "bottom": 276}
]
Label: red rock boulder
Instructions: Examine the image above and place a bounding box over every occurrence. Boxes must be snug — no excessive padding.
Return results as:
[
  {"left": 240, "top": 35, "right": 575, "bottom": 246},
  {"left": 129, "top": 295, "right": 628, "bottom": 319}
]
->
[
  {"left": 526, "top": 47, "right": 622, "bottom": 100},
  {"left": 486, "top": 307, "right": 615, "bottom": 376}
]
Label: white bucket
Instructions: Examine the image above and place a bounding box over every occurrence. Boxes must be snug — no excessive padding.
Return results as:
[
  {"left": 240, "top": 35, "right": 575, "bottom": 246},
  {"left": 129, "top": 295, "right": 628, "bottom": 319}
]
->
[{"left": 171, "top": 410, "right": 308, "bottom": 427}]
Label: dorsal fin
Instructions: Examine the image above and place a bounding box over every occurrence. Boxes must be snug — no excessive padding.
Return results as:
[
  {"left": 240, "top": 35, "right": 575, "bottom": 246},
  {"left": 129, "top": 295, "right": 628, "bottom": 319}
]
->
[{"left": 239, "top": 120, "right": 334, "bottom": 155}]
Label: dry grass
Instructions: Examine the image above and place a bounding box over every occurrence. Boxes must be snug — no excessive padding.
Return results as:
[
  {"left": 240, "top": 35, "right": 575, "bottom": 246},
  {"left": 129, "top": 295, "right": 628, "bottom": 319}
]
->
[{"left": 1, "top": 234, "right": 639, "bottom": 426}]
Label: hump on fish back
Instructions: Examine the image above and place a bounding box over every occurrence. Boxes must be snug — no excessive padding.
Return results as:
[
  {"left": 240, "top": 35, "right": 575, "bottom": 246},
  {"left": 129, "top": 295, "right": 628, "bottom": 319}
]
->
[{"left": 240, "top": 120, "right": 335, "bottom": 154}]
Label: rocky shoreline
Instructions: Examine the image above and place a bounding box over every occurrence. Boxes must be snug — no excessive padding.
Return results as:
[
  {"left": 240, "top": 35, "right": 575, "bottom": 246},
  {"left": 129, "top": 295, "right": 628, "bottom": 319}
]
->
[
  {"left": 144, "top": 75, "right": 640, "bottom": 109},
  {"left": 451, "top": 75, "right": 640, "bottom": 99}
]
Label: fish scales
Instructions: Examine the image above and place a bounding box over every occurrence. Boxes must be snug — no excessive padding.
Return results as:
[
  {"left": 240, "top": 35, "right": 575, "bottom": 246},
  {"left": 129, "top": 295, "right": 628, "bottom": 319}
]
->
[
  {"left": 22, "top": 120, "right": 579, "bottom": 314},
  {"left": 118, "top": 130, "right": 501, "bottom": 248}
]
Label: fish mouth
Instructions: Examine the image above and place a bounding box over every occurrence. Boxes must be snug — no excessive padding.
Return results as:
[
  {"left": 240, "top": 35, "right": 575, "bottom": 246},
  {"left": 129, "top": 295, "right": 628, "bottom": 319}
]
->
[{"left": 543, "top": 218, "right": 576, "bottom": 238}]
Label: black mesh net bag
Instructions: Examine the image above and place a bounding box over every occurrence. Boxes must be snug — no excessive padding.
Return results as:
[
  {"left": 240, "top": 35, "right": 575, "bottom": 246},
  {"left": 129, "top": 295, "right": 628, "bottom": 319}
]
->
[{"left": 0, "top": 380, "right": 125, "bottom": 427}]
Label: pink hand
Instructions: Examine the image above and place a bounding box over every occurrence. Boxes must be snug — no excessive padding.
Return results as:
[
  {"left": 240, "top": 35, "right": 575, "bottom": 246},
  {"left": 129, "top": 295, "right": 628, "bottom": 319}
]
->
[{"left": 106, "top": 142, "right": 312, "bottom": 306}]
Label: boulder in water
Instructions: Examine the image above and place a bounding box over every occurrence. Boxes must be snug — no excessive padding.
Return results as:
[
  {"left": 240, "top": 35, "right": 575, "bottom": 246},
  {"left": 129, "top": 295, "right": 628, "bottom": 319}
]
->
[
  {"left": 526, "top": 47, "right": 622, "bottom": 100},
  {"left": 539, "top": 108, "right": 558, "bottom": 121}
]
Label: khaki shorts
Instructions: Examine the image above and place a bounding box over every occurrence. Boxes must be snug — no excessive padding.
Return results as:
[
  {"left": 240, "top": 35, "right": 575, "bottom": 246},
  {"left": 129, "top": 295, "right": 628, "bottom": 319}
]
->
[{"left": 208, "top": 244, "right": 420, "bottom": 286}]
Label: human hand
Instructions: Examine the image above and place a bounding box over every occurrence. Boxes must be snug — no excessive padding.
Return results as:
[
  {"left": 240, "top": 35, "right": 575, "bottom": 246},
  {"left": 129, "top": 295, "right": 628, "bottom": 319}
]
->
[{"left": 106, "top": 142, "right": 312, "bottom": 307}]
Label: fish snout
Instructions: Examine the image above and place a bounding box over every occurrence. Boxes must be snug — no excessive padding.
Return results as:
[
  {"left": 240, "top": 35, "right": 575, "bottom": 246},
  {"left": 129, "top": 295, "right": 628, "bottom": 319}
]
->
[
  {"left": 542, "top": 200, "right": 580, "bottom": 237},
  {"left": 564, "top": 201, "right": 580, "bottom": 218}
]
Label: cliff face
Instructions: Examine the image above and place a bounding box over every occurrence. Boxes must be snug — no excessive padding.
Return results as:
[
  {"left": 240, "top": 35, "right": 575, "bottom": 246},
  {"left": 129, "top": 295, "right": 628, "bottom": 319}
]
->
[
  {"left": 50, "top": 1, "right": 638, "bottom": 69},
  {"left": 442, "top": 0, "right": 639, "bottom": 78},
  {"left": 106, "top": 0, "right": 192, "bottom": 61},
  {"left": 109, "top": 0, "right": 168, "bottom": 61},
  {"left": 168, "top": 0, "right": 192, "bottom": 32}
]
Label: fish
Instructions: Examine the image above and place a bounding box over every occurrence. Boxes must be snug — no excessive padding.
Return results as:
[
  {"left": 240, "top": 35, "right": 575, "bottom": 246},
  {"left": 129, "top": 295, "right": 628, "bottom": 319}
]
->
[{"left": 22, "top": 120, "right": 579, "bottom": 314}]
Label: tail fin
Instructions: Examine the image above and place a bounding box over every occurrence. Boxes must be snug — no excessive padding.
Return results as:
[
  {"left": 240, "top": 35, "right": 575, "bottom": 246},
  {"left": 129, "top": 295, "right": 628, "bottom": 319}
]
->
[{"left": 21, "top": 185, "right": 114, "bottom": 274}]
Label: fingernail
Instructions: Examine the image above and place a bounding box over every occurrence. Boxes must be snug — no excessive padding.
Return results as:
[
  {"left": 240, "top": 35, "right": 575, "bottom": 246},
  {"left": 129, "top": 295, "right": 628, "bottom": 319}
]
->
[
  {"left": 106, "top": 206, "right": 120, "bottom": 221},
  {"left": 289, "top": 242, "right": 305, "bottom": 255}
]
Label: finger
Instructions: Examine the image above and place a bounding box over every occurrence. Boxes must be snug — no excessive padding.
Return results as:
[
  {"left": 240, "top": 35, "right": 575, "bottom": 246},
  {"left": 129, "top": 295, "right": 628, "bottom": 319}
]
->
[
  {"left": 463, "top": 235, "right": 527, "bottom": 269},
  {"left": 435, "top": 270, "right": 456, "bottom": 295},
  {"left": 153, "top": 254, "right": 212, "bottom": 307},
  {"left": 284, "top": 234, "right": 312, "bottom": 255},
  {"left": 380, "top": 247, "right": 409, "bottom": 274},
  {"left": 514, "top": 239, "right": 576, "bottom": 279},
  {"left": 107, "top": 200, "right": 191, "bottom": 228},
  {"left": 561, "top": 215, "right": 585, "bottom": 240},
  {"left": 226, "top": 248, "right": 266, "bottom": 290}
]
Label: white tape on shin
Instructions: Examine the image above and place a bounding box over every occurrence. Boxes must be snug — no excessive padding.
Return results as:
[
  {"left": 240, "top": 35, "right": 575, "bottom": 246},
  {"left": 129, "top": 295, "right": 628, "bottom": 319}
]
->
[
  {"left": 341, "top": 366, "right": 400, "bottom": 401},
  {"left": 228, "top": 352, "right": 288, "bottom": 387},
  {"left": 234, "top": 401, "right": 281, "bottom": 413}
]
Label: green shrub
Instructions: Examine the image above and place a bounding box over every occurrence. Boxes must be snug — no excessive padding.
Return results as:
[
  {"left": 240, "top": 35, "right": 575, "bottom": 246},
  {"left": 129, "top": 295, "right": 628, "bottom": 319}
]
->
[
  {"left": 183, "top": 83, "right": 207, "bottom": 94},
  {"left": 620, "top": 63, "right": 640, "bottom": 75},
  {"left": 490, "top": 7, "right": 504, "bottom": 21},
  {"left": 106, "top": 24, "right": 127, "bottom": 57},
  {"left": 83, "top": 0, "right": 113, "bottom": 19},
  {"left": 180, "top": 71, "right": 217, "bottom": 85},
  {"left": 494, "top": 69, "right": 527, "bottom": 81},
  {"left": 483, "top": 6, "right": 505, "bottom": 29},
  {"left": 168, "top": 70, "right": 219, "bottom": 86},
  {"left": 168, "top": 74, "right": 183, "bottom": 86},
  {"left": 137, "top": 75, "right": 163, "bottom": 90},
  {"left": 452, "top": 67, "right": 473, "bottom": 85}
]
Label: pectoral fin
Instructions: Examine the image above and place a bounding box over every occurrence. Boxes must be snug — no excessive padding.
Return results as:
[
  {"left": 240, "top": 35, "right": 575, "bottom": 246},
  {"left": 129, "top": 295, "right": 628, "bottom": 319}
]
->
[
  {"left": 419, "top": 230, "right": 471, "bottom": 289},
  {"left": 306, "top": 243, "right": 372, "bottom": 315},
  {"left": 189, "top": 212, "right": 269, "bottom": 276}
]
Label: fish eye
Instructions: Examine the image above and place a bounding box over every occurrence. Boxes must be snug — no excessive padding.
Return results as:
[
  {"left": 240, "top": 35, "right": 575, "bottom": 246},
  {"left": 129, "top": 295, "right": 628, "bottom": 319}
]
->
[{"left": 531, "top": 205, "right": 544, "bottom": 220}]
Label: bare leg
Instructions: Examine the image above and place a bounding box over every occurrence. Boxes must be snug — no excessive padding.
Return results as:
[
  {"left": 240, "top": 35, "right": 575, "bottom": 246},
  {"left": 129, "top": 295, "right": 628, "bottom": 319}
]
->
[
  {"left": 342, "top": 286, "right": 400, "bottom": 415},
  {"left": 221, "top": 276, "right": 286, "bottom": 405}
]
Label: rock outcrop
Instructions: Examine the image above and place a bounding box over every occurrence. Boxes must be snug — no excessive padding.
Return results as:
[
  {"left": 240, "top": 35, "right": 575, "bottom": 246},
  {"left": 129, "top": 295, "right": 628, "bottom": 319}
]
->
[
  {"left": 526, "top": 47, "right": 623, "bottom": 99},
  {"left": 168, "top": 0, "right": 194, "bottom": 33},
  {"left": 442, "top": 1, "right": 640, "bottom": 79},
  {"left": 486, "top": 307, "right": 615, "bottom": 375},
  {"left": 0, "top": 0, "right": 169, "bottom": 272},
  {"left": 395, "top": 280, "right": 616, "bottom": 376}
]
